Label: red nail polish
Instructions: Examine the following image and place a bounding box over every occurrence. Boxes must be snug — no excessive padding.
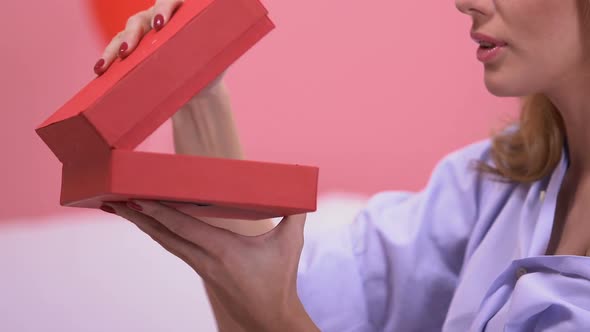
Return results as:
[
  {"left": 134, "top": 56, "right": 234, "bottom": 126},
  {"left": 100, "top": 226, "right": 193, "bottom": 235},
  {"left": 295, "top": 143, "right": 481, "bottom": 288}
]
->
[
  {"left": 154, "top": 14, "right": 165, "bottom": 31},
  {"left": 127, "top": 201, "right": 143, "bottom": 212},
  {"left": 119, "top": 42, "right": 129, "bottom": 58},
  {"left": 100, "top": 205, "right": 116, "bottom": 214},
  {"left": 94, "top": 58, "right": 105, "bottom": 75}
]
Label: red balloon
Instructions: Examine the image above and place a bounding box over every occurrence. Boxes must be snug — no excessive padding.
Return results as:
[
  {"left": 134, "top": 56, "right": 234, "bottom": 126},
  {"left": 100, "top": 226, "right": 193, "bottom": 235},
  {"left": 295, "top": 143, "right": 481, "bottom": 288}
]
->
[{"left": 89, "top": 0, "right": 153, "bottom": 43}]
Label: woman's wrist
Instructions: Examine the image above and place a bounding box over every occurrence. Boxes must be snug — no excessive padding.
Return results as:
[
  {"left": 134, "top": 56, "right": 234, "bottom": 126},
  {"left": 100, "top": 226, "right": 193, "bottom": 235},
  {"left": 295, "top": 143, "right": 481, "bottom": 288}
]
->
[
  {"left": 196, "top": 78, "right": 226, "bottom": 99},
  {"left": 267, "top": 299, "right": 319, "bottom": 332}
]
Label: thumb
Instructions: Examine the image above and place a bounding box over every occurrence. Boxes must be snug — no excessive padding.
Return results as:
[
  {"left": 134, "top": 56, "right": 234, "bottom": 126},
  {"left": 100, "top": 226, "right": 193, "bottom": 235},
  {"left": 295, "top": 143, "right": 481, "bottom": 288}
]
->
[{"left": 275, "top": 213, "right": 307, "bottom": 240}]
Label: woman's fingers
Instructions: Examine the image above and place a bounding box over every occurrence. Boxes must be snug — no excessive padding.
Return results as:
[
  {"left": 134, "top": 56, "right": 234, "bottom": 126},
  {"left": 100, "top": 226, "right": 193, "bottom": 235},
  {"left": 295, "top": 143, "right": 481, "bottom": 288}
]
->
[
  {"left": 94, "top": 10, "right": 152, "bottom": 75},
  {"left": 152, "top": 0, "right": 185, "bottom": 31},
  {"left": 128, "top": 200, "right": 232, "bottom": 255},
  {"left": 107, "top": 203, "right": 209, "bottom": 269},
  {"left": 118, "top": 10, "right": 154, "bottom": 59},
  {"left": 94, "top": 0, "right": 184, "bottom": 75},
  {"left": 94, "top": 31, "right": 124, "bottom": 75}
]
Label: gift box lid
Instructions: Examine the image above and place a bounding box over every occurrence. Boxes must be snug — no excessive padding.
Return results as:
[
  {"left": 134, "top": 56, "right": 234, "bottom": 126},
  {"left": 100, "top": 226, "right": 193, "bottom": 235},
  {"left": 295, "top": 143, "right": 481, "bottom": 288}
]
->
[{"left": 36, "top": 0, "right": 274, "bottom": 163}]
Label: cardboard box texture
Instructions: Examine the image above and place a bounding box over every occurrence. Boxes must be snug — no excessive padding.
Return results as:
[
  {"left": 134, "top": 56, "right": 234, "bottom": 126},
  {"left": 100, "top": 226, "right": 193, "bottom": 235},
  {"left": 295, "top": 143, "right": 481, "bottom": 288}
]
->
[{"left": 36, "top": 0, "right": 319, "bottom": 220}]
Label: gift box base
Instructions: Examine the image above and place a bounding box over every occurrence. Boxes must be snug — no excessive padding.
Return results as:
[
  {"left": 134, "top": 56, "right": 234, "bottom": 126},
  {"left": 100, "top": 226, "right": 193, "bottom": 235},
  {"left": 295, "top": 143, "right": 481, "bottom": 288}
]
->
[{"left": 61, "top": 150, "right": 319, "bottom": 220}]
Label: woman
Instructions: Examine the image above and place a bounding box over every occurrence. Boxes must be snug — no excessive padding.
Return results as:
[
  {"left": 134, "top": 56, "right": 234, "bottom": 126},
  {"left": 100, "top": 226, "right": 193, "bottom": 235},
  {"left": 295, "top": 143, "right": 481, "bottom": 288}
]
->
[{"left": 98, "top": 0, "right": 590, "bottom": 330}]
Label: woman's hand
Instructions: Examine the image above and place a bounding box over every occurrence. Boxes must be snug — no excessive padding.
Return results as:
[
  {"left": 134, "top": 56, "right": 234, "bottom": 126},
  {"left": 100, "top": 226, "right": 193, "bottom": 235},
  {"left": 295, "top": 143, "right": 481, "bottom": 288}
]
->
[
  {"left": 105, "top": 200, "right": 319, "bottom": 331},
  {"left": 94, "top": 3, "right": 311, "bottom": 328},
  {"left": 94, "top": 0, "right": 225, "bottom": 95}
]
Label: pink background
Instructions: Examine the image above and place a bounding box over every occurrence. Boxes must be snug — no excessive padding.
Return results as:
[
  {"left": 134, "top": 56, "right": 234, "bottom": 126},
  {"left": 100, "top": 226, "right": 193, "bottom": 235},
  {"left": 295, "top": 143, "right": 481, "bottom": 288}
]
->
[
  {"left": 1, "top": 0, "right": 515, "bottom": 222},
  {"left": 1, "top": 0, "right": 516, "bottom": 330}
]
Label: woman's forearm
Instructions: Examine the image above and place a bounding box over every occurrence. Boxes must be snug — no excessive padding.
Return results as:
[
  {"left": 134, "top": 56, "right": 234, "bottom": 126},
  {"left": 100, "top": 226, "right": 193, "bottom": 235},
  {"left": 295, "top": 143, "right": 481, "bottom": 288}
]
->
[
  {"left": 172, "top": 82, "right": 243, "bottom": 160},
  {"left": 171, "top": 82, "right": 275, "bottom": 235},
  {"left": 171, "top": 82, "right": 276, "bottom": 331}
]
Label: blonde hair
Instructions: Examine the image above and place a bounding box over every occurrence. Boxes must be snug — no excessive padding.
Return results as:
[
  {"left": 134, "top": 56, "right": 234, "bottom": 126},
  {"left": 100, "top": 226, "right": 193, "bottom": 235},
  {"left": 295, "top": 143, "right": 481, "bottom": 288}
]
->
[
  {"left": 479, "top": 94, "right": 566, "bottom": 183},
  {"left": 479, "top": 0, "right": 590, "bottom": 183}
]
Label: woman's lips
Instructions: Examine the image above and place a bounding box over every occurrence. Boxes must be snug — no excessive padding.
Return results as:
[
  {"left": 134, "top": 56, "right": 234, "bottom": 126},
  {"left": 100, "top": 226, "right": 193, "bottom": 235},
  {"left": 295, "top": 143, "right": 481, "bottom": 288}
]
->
[{"left": 471, "top": 32, "right": 508, "bottom": 63}]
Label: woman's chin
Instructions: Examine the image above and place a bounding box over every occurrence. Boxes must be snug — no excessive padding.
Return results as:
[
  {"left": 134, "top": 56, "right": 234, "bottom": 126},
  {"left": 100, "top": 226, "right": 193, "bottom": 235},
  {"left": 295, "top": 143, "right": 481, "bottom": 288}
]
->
[{"left": 484, "top": 76, "right": 528, "bottom": 98}]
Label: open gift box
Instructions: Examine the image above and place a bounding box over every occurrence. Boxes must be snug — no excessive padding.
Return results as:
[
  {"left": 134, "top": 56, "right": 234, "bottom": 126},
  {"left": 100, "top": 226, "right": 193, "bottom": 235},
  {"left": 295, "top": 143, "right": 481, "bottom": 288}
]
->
[{"left": 36, "top": 0, "right": 319, "bottom": 220}]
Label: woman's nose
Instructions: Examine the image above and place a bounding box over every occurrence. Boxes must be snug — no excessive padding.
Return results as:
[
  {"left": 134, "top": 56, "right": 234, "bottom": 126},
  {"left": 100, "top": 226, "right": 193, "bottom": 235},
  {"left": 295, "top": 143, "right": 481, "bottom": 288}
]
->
[
  {"left": 455, "top": 0, "right": 471, "bottom": 14},
  {"left": 455, "top": 0, "right": 490, "bottom": 17}
]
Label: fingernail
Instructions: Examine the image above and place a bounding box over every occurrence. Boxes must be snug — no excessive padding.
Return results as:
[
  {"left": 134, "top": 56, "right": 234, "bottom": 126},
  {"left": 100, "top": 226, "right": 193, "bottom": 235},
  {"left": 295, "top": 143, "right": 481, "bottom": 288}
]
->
[
  {"left": 153, "top": 14, "right": 165, "bottom": 31},
  {"left": 119, "top": 42, "right": 129, "bottom": 58},
  {"left": 127, "top": 201, "right": 143, "bottom": 212},
  {"left": 94, "top": 58, "right": 105, "bottom": 75},
  {"left": 100, "top": 205, "right": 116, "bottom": 214}
]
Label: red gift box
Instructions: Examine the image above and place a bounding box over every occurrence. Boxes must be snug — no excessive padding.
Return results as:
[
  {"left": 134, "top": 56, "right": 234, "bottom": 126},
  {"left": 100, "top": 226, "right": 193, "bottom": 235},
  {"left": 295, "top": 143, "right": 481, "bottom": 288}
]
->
[{"left": 36, "top": 0, "right": 319, "bottom": 220}]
